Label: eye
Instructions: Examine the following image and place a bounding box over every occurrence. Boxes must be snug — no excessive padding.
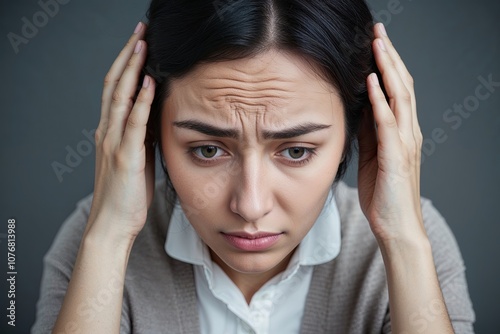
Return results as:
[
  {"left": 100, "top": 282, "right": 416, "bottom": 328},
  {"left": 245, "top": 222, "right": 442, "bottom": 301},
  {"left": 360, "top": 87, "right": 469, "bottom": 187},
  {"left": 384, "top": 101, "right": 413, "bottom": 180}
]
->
[
  {"left": 198, "top": 146, "right": 219, "bottom": 158},
  {"left": 283, "top": 147, "right": 307, "bottom": 159},
  {"left": 279, "top": 146, "right": 317, "bottom": 166},
  {"left": 189, "top": 145, "right": 227, "bottom": 162}
]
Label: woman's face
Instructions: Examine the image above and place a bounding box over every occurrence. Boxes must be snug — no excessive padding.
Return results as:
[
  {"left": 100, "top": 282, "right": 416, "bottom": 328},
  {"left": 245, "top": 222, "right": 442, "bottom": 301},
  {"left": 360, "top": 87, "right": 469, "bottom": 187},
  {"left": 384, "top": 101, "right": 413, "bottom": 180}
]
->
[{"left": 161, "top": 49, "right": 345, "bottom": 277}]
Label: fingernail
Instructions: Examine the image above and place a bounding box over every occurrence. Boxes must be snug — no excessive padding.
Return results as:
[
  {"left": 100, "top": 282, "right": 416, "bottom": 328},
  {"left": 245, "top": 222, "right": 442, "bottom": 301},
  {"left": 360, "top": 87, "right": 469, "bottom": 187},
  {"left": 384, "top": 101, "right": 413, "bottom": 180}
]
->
[
  {"left": 134, "top": 40, "right": 142, "bottom": 54},
  {"left": 377, "top": 39, "right": 386, "bottom": 51},
  {"left": 134, "top": 22, "right": 142, "bottom": 34},
  {"left": 379, "top": 23, "right": 387, "bottom": 37},
  {"left": 143, "top": 75, "right": 150, "bottom": 88},
  {"left": 371, "top": 73, "right": 380, "bottom": 86}
]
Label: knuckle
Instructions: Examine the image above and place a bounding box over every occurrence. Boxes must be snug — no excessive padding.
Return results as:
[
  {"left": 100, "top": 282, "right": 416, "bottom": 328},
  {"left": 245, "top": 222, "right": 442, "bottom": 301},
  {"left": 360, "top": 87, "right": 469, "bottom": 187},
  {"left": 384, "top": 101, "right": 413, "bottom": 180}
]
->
[
  {"left": 409, "top": 142, "right": 419, "bottom": 156},
  {"left": 400, "top": 90, "right": 412, "bottom": 103},
  {"left": 136, "top": 87, "right": 153, "bottom": 104},
  {"left": 94, "top": 127, "right": 104, "bottom": 143},
  {"left": 103, "top": 72, "right": 117, "bottom": 87},
  {"left": 111, "top": 91, "right": 134, "bottom": 111},
  {"left": 383, "top": 115, "right": 398, "bottom": 128},
  {"left": 385, "top": 56, "right": 396, "bottom": 69},
  {"left": 111, "top": 89, "right": 122, "bottom": 103},
  {"left": 113, "top": 150, "right": 129, "bottom": 170},
  {"left": 126, "top": 56, "right": 136, "bottom": 69},
  {"left": 126, "top": 115, "right": 141, "bottom": 129}
]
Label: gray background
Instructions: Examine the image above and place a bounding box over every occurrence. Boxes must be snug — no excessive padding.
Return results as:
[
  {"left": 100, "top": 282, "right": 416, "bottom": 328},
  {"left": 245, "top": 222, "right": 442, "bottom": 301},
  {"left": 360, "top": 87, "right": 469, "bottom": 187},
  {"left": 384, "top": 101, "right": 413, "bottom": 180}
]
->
[{"left": 1, "top": 0, "right": 499, "bottom": 332}]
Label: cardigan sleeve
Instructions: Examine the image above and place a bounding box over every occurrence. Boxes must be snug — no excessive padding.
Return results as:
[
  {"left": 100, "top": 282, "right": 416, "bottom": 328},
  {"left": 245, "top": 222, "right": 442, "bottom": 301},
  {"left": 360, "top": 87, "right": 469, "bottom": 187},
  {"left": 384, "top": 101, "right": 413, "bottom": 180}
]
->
[
  {"left": 31, "top": 194, "right": 132, "bottom": 334},
  {"left": 422, "top": 198, "right": 476, "bottom": 333},
  {"left": 380, "top": 198, "right": 476, "bottom": 334}
]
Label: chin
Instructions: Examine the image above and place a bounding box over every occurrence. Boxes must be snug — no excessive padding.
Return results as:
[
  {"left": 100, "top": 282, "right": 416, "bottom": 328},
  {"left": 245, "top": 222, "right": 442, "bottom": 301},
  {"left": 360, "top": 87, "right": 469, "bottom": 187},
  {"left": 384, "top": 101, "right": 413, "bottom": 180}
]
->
[{"left": 212, "top": 247, "right": 293, "bottom": 274}]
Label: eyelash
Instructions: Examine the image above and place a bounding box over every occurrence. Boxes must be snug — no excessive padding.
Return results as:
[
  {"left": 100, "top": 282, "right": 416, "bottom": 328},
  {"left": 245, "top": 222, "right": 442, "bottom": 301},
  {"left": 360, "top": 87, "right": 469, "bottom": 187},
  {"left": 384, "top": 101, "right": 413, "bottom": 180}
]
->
[
  {"left": 280, "top": 147, "right": 318, "bottom": 166},
  {"left": 187, "top": 146, "right": 226, "bottom": 166},
  {"left": 187, "top": 145, "right": 318, "bottom": 167}
]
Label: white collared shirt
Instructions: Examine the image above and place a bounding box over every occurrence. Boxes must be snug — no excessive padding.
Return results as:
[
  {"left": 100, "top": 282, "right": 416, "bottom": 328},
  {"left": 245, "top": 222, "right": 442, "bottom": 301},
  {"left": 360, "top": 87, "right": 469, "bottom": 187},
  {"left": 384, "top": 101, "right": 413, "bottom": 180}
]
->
[{"left": 165, "top": 190, "right": 341, "bottom": 334}]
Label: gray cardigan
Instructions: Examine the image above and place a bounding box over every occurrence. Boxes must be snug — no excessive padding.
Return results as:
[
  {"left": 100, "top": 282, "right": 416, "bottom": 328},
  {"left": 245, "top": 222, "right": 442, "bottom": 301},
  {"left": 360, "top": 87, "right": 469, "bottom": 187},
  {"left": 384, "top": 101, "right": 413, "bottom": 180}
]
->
[{"left": 32, "top": 181, "right": 475, "bottom": 333}]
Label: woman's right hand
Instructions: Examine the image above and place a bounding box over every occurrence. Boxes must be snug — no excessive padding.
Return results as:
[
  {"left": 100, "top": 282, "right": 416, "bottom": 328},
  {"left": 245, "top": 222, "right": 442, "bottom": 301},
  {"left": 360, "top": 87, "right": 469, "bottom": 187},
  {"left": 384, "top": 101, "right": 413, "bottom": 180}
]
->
[
  {"left": 87, "top": 22, "right": 156, "bottom": 241},
  {"left": 53, "top": 23, "right": 156, "bottom": 333}
]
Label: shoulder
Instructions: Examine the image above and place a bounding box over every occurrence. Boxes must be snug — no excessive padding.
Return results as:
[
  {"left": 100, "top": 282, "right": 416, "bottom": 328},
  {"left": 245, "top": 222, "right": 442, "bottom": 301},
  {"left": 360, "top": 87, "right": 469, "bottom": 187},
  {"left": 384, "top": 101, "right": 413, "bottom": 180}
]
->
[
  {"left": 331, "top": 181, "right": 475, "bottom": 332},
  {"left": 333, "top": 181, "right": 473, "bottom": 296},
  {"left": 334, "top": 181, "right": 462, "bottom": 259},
  {"left": 332, "top": 181, "right": 469, "bottom": 287},
  {"left": 44, "top": 179, "right": 176, "bottom": 270},
  {"left": 34, "top": 180, "right": 192, "bottom": 333}
]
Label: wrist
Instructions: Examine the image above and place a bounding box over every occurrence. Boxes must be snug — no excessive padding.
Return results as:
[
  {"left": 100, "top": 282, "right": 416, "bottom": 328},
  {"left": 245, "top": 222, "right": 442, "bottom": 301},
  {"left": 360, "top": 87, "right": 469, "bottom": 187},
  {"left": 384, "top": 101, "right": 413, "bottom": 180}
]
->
[
  {"left": 84, "top": 215, "right": 138, "bottom": 254},
  {"left": 371, "top": 214, "right": 428, "bottom": 250},
  {"left": 377, "top": 229, "right": 435, "bottom": 280},
  {"left": 379, "top": 233, "right": 432, "bottom": 262},
  {"left": 377, "top": 225, "right": 453, "bottom": 334}
]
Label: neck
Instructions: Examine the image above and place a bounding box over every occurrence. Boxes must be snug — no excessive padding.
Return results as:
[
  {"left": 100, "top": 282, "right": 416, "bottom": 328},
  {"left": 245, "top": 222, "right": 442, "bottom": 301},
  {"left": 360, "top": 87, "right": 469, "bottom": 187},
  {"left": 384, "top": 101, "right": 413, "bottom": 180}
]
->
[{"left": 210, "top": 248, "right": 296, "bottom": 304}]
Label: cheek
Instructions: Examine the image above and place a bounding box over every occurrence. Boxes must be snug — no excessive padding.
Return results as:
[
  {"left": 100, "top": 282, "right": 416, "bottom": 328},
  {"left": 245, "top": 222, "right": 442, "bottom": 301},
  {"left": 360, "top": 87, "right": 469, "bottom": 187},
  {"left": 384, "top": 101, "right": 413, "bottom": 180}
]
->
[
  {"left": 161, "top": 134, "right": 227, "bottom": 218},
  {"left": 162, "top": 145, "right": 194, "bottom": 202},
  {"left": 161, "top": 129, "right": 190, "bottom": 196},
  {"left": 280, "top": 137, "right": 344, "bottom": 230}
]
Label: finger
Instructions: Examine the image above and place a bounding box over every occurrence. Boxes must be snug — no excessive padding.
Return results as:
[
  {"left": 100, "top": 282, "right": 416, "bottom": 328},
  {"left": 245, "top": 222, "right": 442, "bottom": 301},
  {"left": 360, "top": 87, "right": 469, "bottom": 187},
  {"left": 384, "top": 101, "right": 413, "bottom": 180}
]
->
[
  {"left": 374, "top": 23, "right": 420, "bottom": 139},
  {"left": 107, "top": 39, "right": 148, "bottom": 139},
  {"left": 120, "top": 75, "right": 156, "bottom": 153},
  {"left": 374, "top": 24, "right": 414, "bottom": 95},
  {"left": 375, "top": 24, "right": 422, "bottom": 193},
  {"left": 98, "top": 22, "right": 146, "bottom": 139},
  {"left": 373, "top": 37, "right": 413, "bottom": 138},
  {"left": 367, "top": 73, "right": 402, "bottom": 162}
]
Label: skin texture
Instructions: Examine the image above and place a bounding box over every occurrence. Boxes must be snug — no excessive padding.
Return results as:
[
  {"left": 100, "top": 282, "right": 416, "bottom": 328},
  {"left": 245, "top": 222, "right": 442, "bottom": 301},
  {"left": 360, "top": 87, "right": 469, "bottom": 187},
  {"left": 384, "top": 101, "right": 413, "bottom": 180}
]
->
[
  {"left": 53, "top": 21, "right": 454, "bottom": 333},
  {"left": 161, "top": 49, "right": 345, "bottom": 301}
]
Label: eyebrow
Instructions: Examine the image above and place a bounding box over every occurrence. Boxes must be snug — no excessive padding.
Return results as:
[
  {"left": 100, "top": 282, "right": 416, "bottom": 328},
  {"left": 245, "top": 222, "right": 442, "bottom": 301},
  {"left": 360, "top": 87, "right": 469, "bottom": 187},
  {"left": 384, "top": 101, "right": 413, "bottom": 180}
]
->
[{"left": 172, "top": 120, "right": 331, "bottom": 140}]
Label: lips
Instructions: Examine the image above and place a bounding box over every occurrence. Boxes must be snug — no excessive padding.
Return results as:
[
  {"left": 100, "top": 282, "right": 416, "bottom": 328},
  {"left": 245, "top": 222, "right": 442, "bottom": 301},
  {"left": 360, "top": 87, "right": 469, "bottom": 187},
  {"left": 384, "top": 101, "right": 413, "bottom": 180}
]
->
[{"left": 222, "top": 231, "right": 283, "bottom": 251}]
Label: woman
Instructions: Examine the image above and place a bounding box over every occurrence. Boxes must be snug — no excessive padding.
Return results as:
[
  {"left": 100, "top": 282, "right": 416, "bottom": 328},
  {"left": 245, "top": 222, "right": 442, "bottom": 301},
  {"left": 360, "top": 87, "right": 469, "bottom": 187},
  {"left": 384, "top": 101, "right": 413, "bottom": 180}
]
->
[{"left": 32, "top": 0, "right": 475, "bottom": 333}]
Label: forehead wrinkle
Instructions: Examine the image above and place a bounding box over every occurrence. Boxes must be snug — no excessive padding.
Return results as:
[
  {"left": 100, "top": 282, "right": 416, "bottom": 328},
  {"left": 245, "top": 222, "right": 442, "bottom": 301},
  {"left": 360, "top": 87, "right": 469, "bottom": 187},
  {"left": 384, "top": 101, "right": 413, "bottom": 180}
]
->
[
  {"left": 183, "top": 51, "right": 310, "bottom": 93},
  {"left": 204, "top": 86, "right": 293, "bottom": 96},
  {"left": 215, "top": 98, "right": 287, "bottom": 116},
  {"left": 195, "top": 87, "right": 292, "bottom": 117},
  {"left": 198, "top": 77, "right": 296, "bottom": 111},
  {"left": 176, "top": 77, "right": 294, "bottom": 117},
  {"left": 165, "top": 49, "right": 343, "bottom": 139},
  {"left": 199, "top": 75, "right": 295, "bottom": 87}
]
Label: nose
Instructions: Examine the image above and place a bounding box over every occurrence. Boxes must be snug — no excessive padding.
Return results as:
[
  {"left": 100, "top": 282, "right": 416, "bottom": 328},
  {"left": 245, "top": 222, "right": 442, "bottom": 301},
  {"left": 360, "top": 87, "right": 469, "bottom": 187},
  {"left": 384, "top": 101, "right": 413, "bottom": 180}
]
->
[{"left": 229, "top": 156, "right": 273, "bottom": 223}]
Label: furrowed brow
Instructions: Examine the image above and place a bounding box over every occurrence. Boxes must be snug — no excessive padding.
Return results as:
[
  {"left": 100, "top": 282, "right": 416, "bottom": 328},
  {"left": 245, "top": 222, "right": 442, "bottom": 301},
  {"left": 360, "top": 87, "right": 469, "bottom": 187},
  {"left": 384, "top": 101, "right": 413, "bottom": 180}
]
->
[
  {"left": 173, "top": 120, "right": 240, "bottom": 139},
  {"left": 262, "top": 123, "right": 331, "bottom": 139},
  {"left": 173, "top": 120, "right": 331, "bottom": 140}
]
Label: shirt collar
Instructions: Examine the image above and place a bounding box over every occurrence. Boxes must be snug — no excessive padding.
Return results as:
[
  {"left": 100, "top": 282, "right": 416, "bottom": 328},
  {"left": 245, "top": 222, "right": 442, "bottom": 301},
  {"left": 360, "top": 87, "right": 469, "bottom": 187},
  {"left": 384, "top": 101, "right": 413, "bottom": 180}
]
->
[{"left": 165, "top": 189, "right": 341, "bottom": 270}]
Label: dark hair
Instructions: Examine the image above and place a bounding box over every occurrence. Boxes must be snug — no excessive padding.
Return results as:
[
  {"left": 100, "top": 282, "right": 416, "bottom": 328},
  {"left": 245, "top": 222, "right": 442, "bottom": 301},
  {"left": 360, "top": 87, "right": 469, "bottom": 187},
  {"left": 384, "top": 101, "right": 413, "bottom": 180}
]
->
[{"left": 142, "top": 0, "right": 377, "bottom": 195}]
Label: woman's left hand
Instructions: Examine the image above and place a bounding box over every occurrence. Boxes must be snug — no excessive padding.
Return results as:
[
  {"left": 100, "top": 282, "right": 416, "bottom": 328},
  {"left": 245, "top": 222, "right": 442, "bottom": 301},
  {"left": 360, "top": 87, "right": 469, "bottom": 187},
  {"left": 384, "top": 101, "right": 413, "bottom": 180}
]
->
[
  {"left": 356, "top": 23, "right": 454, "bottom": 334},
  {"left": 357, "top": 23, "right": 426, "bottom": 245}
]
